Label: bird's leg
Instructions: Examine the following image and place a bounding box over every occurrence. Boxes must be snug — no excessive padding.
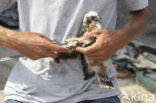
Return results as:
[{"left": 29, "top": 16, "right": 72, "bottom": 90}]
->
[
  {"left": 99, "top": 63, "right": 107, "bottom": 78},
  {"left": 80, "top": 54, "right": 95, "bottom": 80},
  {"left": 95, "top": 62, "right": 114, "bottom": 90},
  {"left": 97, "top": 76, "right": 104, "bottom": 88}
]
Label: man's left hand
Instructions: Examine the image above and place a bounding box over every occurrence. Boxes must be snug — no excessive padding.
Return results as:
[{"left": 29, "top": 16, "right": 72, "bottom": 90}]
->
[{"left": 76, "top": 29, "right": 121, "bottom": 61}]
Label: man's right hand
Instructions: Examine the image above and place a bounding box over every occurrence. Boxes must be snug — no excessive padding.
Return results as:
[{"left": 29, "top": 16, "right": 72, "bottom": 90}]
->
[{"left": 0, "top": 26, "right": 69, "bottom": 60}]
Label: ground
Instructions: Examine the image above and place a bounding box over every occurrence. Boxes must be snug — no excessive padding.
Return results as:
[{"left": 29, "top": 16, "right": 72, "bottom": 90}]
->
[
  {"left": 118, "top": 78, "right": 156, "bottom": 103},
  {"left": 0, "top": 47, "right": 19, "bottom": 103}
]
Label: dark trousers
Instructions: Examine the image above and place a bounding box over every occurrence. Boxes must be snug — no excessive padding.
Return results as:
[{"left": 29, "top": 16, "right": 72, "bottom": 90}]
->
[{"left": 78, "top": 96, "right": 120, "bottom": 103}]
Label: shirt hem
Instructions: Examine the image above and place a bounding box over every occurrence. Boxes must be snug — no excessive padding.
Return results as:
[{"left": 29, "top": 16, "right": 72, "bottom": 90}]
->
[{"left": 4, "top": 89, "right": 121, "bottom": 103}]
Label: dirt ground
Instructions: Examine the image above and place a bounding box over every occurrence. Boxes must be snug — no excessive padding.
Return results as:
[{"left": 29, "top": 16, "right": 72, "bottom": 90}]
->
[{"left": 118, "top": 78, "right": 156, "bottom": 103}]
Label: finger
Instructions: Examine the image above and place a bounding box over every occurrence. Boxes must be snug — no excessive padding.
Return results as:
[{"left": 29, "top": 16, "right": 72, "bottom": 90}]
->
[
  {"left": 46, "top": 48, "right": 58, "bottom": 54},
  {"left": 36, "top": 48, "right": 59, "bottom": 58},
  {"left": 87, "top": 49, "right": 105, "bottom": 57},
  {"left": 88, "top": 56, "right": 108, "bottom": 61},
  {"left": 54, "top": 45, "right": 70, "bottom": 53},
  {"left": 43, "top": 50, "right": 58, "bottom": 58},
  {"left": 79, "top": 32, "right": 96, "bottom": 41},
  {"left": 79, "top": 29, "right": 102, "bottom": 41},
  {"left": 88, "top": 57, "right": 103, "bottom": 61},
  {"left": 76, "top": 41, "right": 101, "bottom": 55},
  {"left": 47, "top": 43, "right": 70, "bottom": 53},
  {"left": 87, "top": 50, "right": 111, "bottom": 61}
]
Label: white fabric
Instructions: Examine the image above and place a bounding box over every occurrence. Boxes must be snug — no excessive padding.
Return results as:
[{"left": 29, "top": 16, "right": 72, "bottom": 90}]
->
[
  {"left": 123, "top": 0, "right": 148, "bottom": 11},
  {"left": 0, "top": 0, "right": 148, "bottom": 103}
]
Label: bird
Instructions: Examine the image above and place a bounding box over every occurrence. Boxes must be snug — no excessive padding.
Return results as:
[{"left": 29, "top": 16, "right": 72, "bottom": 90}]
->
[{"left": 54, "top": 11, "right": 114, "bottom": 90}]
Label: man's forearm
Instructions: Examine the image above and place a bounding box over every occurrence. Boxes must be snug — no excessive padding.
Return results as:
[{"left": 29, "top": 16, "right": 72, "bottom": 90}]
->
[
  {"left": 0, "top": 26, "right": 17, "bottom": 47},
  {"left": 0, "top": 25, "right": 69, "bottom": 60},
  {"left": 0, "top": 26, "right": 7, "bottom": 46},
  {"left": 116, "top": 8, "right": 150, "bottom": 48}
]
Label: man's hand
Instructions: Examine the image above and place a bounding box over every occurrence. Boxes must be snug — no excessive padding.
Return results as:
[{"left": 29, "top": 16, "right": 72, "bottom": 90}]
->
[
  {"left": 76, "top": 29, "right": 120, "bottom": 61},
  {"left": 0, "top": 26, "right": 69, "bottom": 60},
  {"left": 77, "top": 8, "right": 150, "bottom": 61}
]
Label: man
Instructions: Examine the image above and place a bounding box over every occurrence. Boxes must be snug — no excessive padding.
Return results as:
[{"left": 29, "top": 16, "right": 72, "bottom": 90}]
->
[{"left": 0, "top": 0, "right": 150, "bottom": 103}]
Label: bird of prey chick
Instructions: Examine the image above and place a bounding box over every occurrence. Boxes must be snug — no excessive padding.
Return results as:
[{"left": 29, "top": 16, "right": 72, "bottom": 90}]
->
[{"left": 54, "top": 11, "right": 114, "bottom": 90}]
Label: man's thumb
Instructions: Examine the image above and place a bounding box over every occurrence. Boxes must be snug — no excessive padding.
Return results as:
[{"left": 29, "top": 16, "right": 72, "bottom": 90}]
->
[
  {"left": 76, "top": 47, "right": 85, "bottom": 53},
  {"left": 79, "top": 32, "right": 96, "bottom": 41}
]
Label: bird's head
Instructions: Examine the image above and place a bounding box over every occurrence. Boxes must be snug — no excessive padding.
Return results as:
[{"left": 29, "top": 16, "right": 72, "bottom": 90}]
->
[{"left": 83, "top": 11, "right": 100, "bottom": 26}]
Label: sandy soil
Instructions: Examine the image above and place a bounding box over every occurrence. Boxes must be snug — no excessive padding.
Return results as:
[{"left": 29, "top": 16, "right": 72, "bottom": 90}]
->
[{"left": 118, "top": 78, "right": 156, "bottom": 103}]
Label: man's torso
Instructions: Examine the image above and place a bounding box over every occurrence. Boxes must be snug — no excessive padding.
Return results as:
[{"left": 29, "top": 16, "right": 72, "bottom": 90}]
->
[{"left": 4, "top": 0, "right": 120, "bottom": 103}]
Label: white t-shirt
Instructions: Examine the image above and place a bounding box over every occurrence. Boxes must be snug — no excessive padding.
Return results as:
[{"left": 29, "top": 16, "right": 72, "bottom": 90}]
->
[{"left": 0, "top": 0, "right": 148, "bottom": 103}]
